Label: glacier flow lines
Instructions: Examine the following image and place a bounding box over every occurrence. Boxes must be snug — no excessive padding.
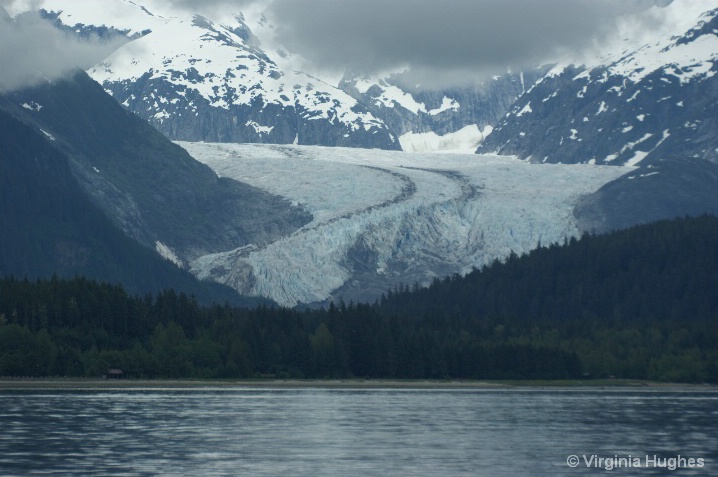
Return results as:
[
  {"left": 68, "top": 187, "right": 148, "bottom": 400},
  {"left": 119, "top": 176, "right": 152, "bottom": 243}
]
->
[{"left": 180, "top": 143, "right": 630, "bottom": 306}]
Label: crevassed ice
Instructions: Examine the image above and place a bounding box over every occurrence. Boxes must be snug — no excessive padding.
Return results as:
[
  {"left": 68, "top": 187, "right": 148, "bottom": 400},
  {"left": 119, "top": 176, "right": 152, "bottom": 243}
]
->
[{"left": 180, "top": 142, "right": 630, "bottom": 306}]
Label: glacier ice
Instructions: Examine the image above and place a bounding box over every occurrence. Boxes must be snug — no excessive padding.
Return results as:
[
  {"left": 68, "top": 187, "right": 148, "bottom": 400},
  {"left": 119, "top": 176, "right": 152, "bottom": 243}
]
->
[{"left": 179, "top": 143, "right": 631, "bottom": 307}]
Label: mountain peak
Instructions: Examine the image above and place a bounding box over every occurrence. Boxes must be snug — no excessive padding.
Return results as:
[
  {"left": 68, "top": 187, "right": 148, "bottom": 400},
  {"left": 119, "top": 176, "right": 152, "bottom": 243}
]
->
[{"left": 27, "top": 0, "right": 390, "bottom": 149}]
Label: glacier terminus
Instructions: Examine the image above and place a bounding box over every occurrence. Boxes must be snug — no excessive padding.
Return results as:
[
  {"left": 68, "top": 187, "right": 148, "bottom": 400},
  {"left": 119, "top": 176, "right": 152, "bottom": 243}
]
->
[{"left": 182, "top": 143, "right": 630, "bottom": 306}]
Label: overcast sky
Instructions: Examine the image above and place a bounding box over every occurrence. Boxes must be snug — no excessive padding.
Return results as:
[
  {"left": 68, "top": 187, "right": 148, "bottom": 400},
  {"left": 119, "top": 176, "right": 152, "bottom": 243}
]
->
[
  {"left": 161, "top": 0, "right": 669, "bottom": 85},
  {"left": 0, "top": 0, "right": 670, "bottom": 91},
  {"left": 271, "top": 0, "right": 669, "bottom": 86}
]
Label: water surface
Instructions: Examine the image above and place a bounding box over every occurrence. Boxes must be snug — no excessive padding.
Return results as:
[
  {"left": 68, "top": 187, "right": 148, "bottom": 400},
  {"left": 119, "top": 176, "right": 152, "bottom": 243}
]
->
[{"left": 0, "top": 387, "right": 715, "bottom": 476}]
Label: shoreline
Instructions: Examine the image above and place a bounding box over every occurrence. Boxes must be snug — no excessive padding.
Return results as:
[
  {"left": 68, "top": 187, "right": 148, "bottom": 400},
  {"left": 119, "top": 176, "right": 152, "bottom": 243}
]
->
[{"left": 0, "top": 378, "right": 715, "bottom": 391}]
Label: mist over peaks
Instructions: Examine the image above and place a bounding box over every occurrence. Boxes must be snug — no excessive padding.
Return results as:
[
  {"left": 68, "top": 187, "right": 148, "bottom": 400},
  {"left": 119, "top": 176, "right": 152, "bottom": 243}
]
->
[
  {"left": 0, "top": 8, "right": 125, "bottom": 92},
  {"left": 264, "top": 0, "right": 671, "bottom": 87}
]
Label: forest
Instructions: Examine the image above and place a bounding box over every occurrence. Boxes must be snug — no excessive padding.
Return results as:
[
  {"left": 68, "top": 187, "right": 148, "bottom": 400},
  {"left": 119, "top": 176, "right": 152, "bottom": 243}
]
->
[{"left": 0, "top": 215, "right": 716, "bottom": 383}]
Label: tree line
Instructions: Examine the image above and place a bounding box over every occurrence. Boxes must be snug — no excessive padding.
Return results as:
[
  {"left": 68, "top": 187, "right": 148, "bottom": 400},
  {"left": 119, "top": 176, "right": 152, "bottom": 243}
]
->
[
  {"left": 0, "top": 278, "right": 581, "bottom": 380},
  {"left": 0, "top": 215, "right": 716, "bottom": 382}
]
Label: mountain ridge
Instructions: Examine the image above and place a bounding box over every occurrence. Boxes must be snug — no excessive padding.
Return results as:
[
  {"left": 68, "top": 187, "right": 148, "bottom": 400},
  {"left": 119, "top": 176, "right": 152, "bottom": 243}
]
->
[
  {"left": 0, "top": 70, "right": 311, "bottom": 264},
  {"left": 2, "top": 0, "right": 718, "bottom": 305},
  {"left": 0, "top": 105, "right": 265, "bottom": 305},
  {"left": 477, "top": 0, "right": 718, "bottom": 232},
  {"left": 35, "top": 0, "right": 401, "bottom": 150}
]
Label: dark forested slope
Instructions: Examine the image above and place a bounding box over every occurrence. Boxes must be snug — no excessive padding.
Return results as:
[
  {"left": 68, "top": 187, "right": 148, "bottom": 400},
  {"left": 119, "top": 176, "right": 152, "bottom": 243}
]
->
[
  {"left": 0, "top": 71, "right": 310, "bottom": 263},
  {"left": 379, "top": 215, "right": 718, "bottom": 324},
  {"left": 0, "top": 217, "right": 715, "bottom": 381},
  {"left": 0, "top": 109, "right": 259, "bottom": 305}
]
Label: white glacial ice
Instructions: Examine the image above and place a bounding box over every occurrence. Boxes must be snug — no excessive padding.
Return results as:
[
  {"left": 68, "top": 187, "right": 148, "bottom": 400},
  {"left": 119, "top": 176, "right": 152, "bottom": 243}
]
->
[{"left": 180, "top": 143, "right": 631, "bottom": 307}]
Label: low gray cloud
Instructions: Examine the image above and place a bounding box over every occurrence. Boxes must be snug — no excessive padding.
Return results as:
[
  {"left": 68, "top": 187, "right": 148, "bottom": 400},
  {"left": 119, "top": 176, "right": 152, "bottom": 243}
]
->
[
  {"left": 162, "top": 0, "right": 260, "bottom": 16},
  {"left": 165, "top": 0, "right": 256, "bottom": 6},
  {"left": 0, "top": 0, "right": 43, "bottom": 18},
  {"left": 123, "top": 0, "right": 673, "bottom": 88},
  {"left": 0, "top": 8, "right": 124, "bottom": 92},
  {"left": 266, "top": 0, "right": 669, "bottom": 87},
  {"left": 0, "top": 0, "right": 670, "bottom": 92}
]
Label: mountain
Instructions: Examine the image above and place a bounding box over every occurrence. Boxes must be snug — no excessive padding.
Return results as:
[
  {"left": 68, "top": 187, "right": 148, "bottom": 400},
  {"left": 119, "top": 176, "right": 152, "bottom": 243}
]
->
[
  {"left": 29, "top": 0, "right": 537, "bottom": 153},
  {"left": 478, "top": 1, "right": 718, "bottom": 232},
  {"left": 0, "top": 57, "right": 317, "bottom": 304},
  {"left": 4, "top": 0, "right": 717, "bottom": 306},
  {"left": 0, "top": 70, "right": 310, "bottom": 265},
  {"left": 34, "top": 0, "right": 399, "bottom": 150},
  {"left": 0, "top": 104, "right": 261, "bottom": 304},
  {"left": 15, "top": 0, "right": 718, "bottom": 162},
  {"left": 338, "top": 69, "right": 548, "bottom": 153}
]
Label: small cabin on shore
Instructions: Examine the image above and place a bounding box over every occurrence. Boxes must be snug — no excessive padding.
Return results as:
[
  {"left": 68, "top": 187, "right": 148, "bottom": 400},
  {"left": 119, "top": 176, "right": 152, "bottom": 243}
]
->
[{"left": 106, "top": 368, "right": 125, "bottom": 380}]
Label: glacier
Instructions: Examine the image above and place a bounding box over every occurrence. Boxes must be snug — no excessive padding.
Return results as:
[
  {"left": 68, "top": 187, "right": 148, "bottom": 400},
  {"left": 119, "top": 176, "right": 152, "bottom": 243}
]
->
[{"left": 180, "top": 143, "right": 631, "bottom": 307}]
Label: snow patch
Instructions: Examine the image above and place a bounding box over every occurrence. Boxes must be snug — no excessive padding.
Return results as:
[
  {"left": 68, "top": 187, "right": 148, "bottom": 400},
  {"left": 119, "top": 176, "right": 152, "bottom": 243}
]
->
[
  {"left": 39, "top": 129, "right": 55, "bottom": 141},
  {"left": 363, "top": 81, "right": 427, "bottom": 115},
  {"left": 627, "top": 171, "right": 660, "bottom": 180},
  {"left": 153, "top": 110, "right": 170, "bottom": 122},
  {"left": 626, "top": 90, "right": 641, "bottom": 102},
  {"left": 428, "top": 97, "right": 460, "bottom": 116},
  {"left": 625, "top": 151, "right": 650, "bottom": 167},
  {"left": 38, "top": 0, "right": 166, "bottom": 37},
  {"left": 155, "top": 241, "right": 184, "bottom": 268},
  {"left": 542, "top": 91, "right": 559, "bottom": 102},
  {"left": 21, "top": 102, "right": 42, "bottom": 111},
  {"left": 516, "top": 102, "right": 533, "bottom": 117},
  {"left": 246, "top": 120, "right": 274, "bottom": 135},
  {"left": 621, "top": 133, "right": 654, "bottom": 153}
]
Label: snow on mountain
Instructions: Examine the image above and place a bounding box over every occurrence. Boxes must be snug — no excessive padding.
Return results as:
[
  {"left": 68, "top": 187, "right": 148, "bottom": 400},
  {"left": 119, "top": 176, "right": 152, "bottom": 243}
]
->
[
  {"left": 31, "top": 0, "right": 397, "bottom": 149},
  {"left": 339, "top": 70, "right": 543, "bottom": 153},
  {"left": 477, "top": 0, "right": 718, "bottom": 233},
  {"left": 36, "top": 0, "right": 163, "bottom": 37},
  {"left": 14, "top": 0, "right": 718, "bottom": 158},
  {"left": 8, "top": 0, "right": 546, "bottom": 151},
  {"left": 7, "top": 0, "right": 715, "bottom": 299},
  {"left": 581, "top": 0, "right": 718, "bottom": 79},
  {"left": 181, "top": 143, "right": 629, "bottom": 306},
  {"left": 480, "top": 0, "right": 718, "bottom": 166}
]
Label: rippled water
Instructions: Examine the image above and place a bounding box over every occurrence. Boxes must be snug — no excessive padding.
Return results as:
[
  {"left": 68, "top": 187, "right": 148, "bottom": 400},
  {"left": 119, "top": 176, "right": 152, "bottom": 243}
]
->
[{"left": 0, "top": 387, "right": 716, "bottom": 476}]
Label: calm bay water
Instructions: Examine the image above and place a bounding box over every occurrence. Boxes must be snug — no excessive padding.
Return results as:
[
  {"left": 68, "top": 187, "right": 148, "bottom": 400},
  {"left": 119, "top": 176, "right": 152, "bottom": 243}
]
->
[{"left": 0, "top": 386, "right": 716, "bottom": 476}]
